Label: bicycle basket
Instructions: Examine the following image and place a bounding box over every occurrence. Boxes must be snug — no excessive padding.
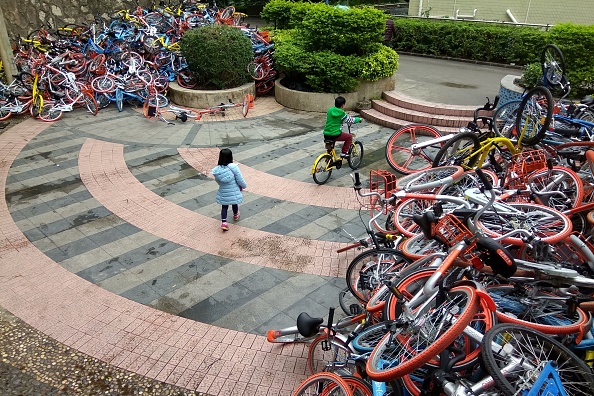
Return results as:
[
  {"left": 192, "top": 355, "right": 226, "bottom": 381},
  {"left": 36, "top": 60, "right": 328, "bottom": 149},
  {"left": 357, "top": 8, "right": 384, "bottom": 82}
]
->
[
  {"left": 433, "top": 214, "right": 473, "bottom": 248},
  {"left": 506, "top": 149, "right": 547, "bottom": 188}
]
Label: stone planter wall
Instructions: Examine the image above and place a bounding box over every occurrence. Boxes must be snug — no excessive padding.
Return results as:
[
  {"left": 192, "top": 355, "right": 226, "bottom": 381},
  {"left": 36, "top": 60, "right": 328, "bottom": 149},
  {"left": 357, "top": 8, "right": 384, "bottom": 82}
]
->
[
  {"left": 498, "top": 74, "right": 524, "bottom": 108},
  {"left": 275, "top": 74, "right": 397, "bottom": 113},
  {"left": 168, "top": 82, "right": 256, "bottom": 109}
]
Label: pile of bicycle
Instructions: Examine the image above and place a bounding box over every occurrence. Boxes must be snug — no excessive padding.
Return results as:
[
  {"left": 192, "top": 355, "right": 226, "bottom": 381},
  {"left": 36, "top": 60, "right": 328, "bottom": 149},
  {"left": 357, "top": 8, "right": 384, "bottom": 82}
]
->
[
  {"left": 0, "top": 0, "right": 275, "bottom": 122},
  {"left": 273, "top": 45, "right": 594, "bottom": 395}
]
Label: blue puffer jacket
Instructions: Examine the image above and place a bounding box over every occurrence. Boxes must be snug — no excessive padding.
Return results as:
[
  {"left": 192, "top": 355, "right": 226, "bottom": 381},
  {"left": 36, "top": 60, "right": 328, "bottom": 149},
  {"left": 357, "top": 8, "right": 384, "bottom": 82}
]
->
[{"left": 212, "top": 163, "right": 247, "bottom": 205}]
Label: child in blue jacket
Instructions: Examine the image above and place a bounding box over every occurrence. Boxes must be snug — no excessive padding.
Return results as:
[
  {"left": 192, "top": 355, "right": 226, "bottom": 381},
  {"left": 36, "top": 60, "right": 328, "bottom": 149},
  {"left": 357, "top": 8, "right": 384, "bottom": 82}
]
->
[{"left": 212, "top": 148, "right": 247, "bottom": 231}]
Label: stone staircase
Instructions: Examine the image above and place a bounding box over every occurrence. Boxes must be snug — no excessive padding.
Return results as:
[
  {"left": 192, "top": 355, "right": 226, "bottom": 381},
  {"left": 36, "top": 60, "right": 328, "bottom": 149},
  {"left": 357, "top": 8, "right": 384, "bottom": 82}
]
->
[{"left": 360, "top": 91, "right": 481, "bottom": 134}]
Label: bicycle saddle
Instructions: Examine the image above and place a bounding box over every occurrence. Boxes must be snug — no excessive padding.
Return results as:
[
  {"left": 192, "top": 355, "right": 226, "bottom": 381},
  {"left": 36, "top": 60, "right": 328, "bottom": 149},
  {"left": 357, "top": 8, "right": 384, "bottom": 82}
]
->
[
  {"left": 296, "top": 312, "right": 323, "bottom": 338},
  {"left": 581, "top": 95, "right": 594, "bottom": 106},
  {"left": 413, "top": 211, "right": 437, "bottom": 240}
]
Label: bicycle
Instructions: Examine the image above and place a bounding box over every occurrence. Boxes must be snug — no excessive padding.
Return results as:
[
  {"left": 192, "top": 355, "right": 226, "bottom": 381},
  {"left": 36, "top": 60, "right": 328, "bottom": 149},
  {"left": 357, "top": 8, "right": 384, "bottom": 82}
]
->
[
  {"left": 384, "top": 97, "right": 499, "bottom": 175},
  {"left": 312, "top": 122, "right": 364, "bottom": 185},
  {"left": 194, "top": 94, "right": 251, "bottom": 120},
  {"left": 167, "top": 104, "right": 197, "bottom": 122}
]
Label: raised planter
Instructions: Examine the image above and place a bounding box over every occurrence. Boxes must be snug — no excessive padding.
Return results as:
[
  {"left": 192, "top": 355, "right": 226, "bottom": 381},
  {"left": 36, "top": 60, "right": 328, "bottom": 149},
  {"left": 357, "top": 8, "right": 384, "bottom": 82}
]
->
[
  {"left": 498, "top": 74, "right": 524, "bottom": 107},
  {"left": 168, "top": 81, "right": 256, "bottom": 109},
  {"left": 275, "top": 74, "right": 397, "bottom": 112}
]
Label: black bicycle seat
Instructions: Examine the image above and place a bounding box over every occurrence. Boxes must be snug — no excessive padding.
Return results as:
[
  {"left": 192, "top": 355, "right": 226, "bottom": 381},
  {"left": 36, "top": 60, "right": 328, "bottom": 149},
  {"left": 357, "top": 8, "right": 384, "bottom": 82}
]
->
[
  {"left": 296, "top": 312, "right": 324, "bottom": 338},
  {"left": 581, "top": 95, "right": 594, "bottom": 106},
  {"left": 413, "top": 211, "right": 437, "bottom": 240}
]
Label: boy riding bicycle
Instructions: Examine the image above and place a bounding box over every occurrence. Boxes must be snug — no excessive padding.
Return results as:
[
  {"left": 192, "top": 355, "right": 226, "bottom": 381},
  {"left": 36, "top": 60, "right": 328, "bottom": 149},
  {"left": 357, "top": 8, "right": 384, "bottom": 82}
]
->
[{"left": 323, "top": 96, "right": 362, "bottom": 157}]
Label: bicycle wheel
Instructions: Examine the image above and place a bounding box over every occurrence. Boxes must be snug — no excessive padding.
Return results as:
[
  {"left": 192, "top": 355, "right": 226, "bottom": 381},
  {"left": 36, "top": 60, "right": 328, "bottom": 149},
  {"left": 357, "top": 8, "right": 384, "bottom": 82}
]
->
[
  {"left": 177, "top": 69, "right": 197, "bottom": 89},
  {"left": 393, "top": 198, "right": 434, "bottom": 237},
  {"left": 293, "top": 372, "right": 353, "bottom": 396},
  {"left": 0, "top": 103, "right": 11, "bottom": 121},
  {"left": 345, "top": 249, "right": 411, "bottom": 304},
  {"left": 91, "top": 75, "right": 115, "bottom": 93},
  {"left": 82, "top": 92, "right": 98, "bottom": 115},
  {"left": 242, "top": 94, "right": 250, "bottom": 117},
  {"left": 95, "top": 93, "right": 111, "bottom": 109},
  {"left": 385, "top": 124, "right": 443, "bottom": 175},
  {"left": 220, "top": 6, "right": 235, "bottom": 20},
  {"left": 527, "top": 166, "right": 583, "bottom": 212},
  {"left": 577, "top": 108, "right": 594, "bottom": 123},
  {"left": 384, "top": 268, "right": 496, "bottom": 372},
  {"left": 347, "top": 141, "right": 363, "bottom": 169},
  {"left": 515, "top": 86, "right": 553, "bottom": 147},
  {"left": 476, "top": 202, "right": 572, "bottom": 245},
  {"left": 486, "top": 285, "right": 590, "bottom": 337},
  {"left": 493, "top": 100, "right": 521, "bottom": 138},
  {"left": 38, "top": 103, "right": 63, "bottom": 122},
  {"left": 436, "top": 169, "right": 498, "bottom": 196},
  {"left": 399, "top": 234, "right": 442, "bottom": 261},
  {"left": 30, "top": 94, "right": 42, "bottom": 118},
  {"left": 338, "top": 287, "right": 360, "bottom": 316},
  {"left": 432, "top": 132, "right": 480, "bottom": 169},
  {"left": 395, "top": 165, "right": 464, "bottom": 192},
  {"left": 351, "top": 323, "right": 388, "bottom": 353},
  {"left": 366, "top": 285, "right": 479, "bottom": 382},
  {"left": 115, "top": 88, "right": 124, "bottom": 112},
  {"left": 312, "top": 154, "right": 333, "bottom": 185},
  {"left": 336, "top": 376, "right": 373, "bottom": 396},
  {"left": 247, "top": 62, "right": 266, "bottom": 80},
  {"left": 481, "top": 323, "right": 594, "bottom": 396},
  {"left": 541, "top": 44, "right": 566, "bottom": 87},
  {"left": 308, "top": 334, "right": 354, "bottom": 375}
]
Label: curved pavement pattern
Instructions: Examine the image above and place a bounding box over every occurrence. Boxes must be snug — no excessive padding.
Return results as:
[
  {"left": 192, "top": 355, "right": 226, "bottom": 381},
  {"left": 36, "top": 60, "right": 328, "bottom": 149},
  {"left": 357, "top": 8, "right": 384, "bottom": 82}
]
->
[
  {"left": 0, "top": 98, "right": 396, "bottom": 395},
  {"left": 0, "top": 54, "right": 514, "bottom": 393}
]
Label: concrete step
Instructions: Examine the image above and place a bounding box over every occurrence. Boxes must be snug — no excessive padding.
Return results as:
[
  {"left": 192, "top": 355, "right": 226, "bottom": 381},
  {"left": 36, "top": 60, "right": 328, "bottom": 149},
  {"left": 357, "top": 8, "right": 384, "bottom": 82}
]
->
[
  {"left": 371, "top": 99, "right": 472, "bottom": 129},
  {"left": 382, "top": 91, "right": 478, "bottom": 117},
  {"left": 359, "top": 108, "right": 460, "bottom": 134}
]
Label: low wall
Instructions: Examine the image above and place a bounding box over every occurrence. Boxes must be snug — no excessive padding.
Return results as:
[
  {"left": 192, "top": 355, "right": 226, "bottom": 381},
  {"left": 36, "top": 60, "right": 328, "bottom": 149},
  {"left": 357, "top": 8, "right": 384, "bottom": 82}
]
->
[
  {"left": 497, "top": 74, "right": 524, "bottom": 107},
  {"left": 275, "top": 74, "right": 397, "bottom": 113},
  {"left": 168, "top": 81, "right": 256, "bottom": 109}
]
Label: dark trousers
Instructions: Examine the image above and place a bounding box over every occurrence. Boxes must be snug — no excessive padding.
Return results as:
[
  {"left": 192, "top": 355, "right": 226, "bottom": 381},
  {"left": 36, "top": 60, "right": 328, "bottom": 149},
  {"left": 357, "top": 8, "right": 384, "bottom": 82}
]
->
[{"left": 221, "top": 204, "right": 238, "bottom": 221}]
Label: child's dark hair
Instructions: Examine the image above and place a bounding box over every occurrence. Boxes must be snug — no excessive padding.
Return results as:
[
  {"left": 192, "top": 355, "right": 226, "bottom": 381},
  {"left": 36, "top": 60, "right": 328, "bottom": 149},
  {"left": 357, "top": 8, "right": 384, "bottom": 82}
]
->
[
  {"left": 218, "top": 148, "right": 233, "bottom": 166},
  {"left": 335, "top": 96, "right": 346, "bottom": 108}
]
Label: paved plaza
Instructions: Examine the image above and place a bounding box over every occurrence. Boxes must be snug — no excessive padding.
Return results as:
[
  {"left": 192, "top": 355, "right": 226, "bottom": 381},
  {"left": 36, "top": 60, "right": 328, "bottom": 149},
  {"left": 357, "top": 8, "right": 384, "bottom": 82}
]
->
[{"left": 0, "top": 55, "right": 515, "bottom": 394}]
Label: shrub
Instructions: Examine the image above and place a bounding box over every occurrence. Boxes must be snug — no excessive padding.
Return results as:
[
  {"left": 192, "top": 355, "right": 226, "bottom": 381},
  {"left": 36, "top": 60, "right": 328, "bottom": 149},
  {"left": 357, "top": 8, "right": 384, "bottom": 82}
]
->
[
  {"left": 271, "top": 3, "right": 398, "bottom": 93},
  {"left": 180, "top": 25, "right": 253, "bottom": 90},
  {"left": 518, "top": 63, "right": 542, "bottom": 89}
]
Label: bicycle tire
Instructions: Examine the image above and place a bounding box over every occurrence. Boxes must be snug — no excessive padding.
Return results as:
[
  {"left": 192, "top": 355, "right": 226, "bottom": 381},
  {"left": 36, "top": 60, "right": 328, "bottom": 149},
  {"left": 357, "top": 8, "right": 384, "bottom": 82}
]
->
[
  {"left": 0, "top": 103, "right": 12, "bottom": 121},
  {"left": 393, "top": 198, "right": 434, "bottom": 237},
  {"left": 351, "top": 323, "right": 389, "bottom": 353},
  {"left": 481, "top": 323, "right": 594, "bottom": 396},
  {"left": 82, "top": 92, "right": 98, "bottom": 115},
  {"left": 88, "top": 54, "right": 105, "bottom": 72},
  {"left": 247, "top": 61, "right": 266, "bottom": 80},
  {"left": 515, "top": 86, "right": 553, "bottom": 147},
  {"left": 432, "top": 132, "right": 480, "bottom": 169},
  {"left": 335, "top": 376, "right": 373, "bottom": 396},
  {"left": 64, "top": 53, "right": 87, "bottom": 74},
  {"left": 385, "top": 124, "right": 443, "bottom": 175},
  {"left": 91, "top": 75, "right": 115, "bottom": 93},
  {"left": 308, "top": 333, "right": 354, "bottom": 375},
  {"left": 477, "top": 202, "right": 572, "bottom": 245},
  {"left": 312, "top": 153, "right": 333, "bottom": 185},
  {"left": 116, "top": 88, "right": 124, "bottom": 112},
  {"left": 338, "top": 287, "right": 360, "bottom": 316},
  {"left": 38, "top": 103, "right": 63, "bottom": 122},
  {"left": 541, "top": 44, "right": 566, "bottom": 87},
  {"left": 577, "top": 108, "right": 594, "bottom": 123},
  {"left": 30, "top": 94, "right": 42, "bottom": 118},
  {"left": 486, "top": 285, "right": 590, "bottom": 337},
  {"left": 19, "top": 71, "right": 35, "bottom": 92},
  {"left": 388, "top": 268, "right": 495, "bottom": 370},
  {"left": 399, "top": 234, "right": 442, "bottom": 261},
  {"left": 345, "top": 248, "right": 411, "bottom": 304},
  {"left": 347, "top": 141, "right": 363, "bottom": 169},
  {"left": 527, "top": 166, "right": 583, "bottom": 212},
  {"left": 95, "top": 93, "right": 111, "bottom": 109},
  {"left": 366, "top": 285, "right": 479, "bottom": 382},
  {"left": 395, "top": 165, "right": 464, "bottom": 192},
  {"left": 220, "top": 6, "right": 235, "bottom": 20},
  {"left": 242, "top": 94, "right": 250, "bottom": 117},
  {"left": 293, "top": 372, "right": 353, "bottom": 396},
  {"left": 493, "top": 100, "right": 521, "bottom": 138},
  {"left": 177, "top": 70, "right": 197, "bottom": 89},
  {"left": 436, "top": 169, "right": 499, "bottom": 196}
]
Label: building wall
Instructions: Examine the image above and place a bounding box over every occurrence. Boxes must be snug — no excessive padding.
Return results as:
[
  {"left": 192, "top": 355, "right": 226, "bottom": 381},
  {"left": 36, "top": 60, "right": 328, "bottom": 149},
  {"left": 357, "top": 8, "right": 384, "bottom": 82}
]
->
[
  {"left": 407, "top": 0, "right": 594, "bottom": 25},
  {"left": 0, "top": 0, "right": 154, "bottom": 38}
]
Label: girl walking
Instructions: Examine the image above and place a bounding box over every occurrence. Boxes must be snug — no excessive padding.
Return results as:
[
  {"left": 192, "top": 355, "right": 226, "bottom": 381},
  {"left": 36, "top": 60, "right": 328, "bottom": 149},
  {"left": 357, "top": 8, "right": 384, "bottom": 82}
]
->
[{"left": 212, "top": 148, "right": 247, "bottom": 231}]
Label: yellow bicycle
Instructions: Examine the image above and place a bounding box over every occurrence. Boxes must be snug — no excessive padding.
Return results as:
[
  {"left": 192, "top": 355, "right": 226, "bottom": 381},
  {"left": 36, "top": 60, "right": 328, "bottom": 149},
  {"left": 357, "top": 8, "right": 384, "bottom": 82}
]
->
[{"left": 312, "top": 123, "right": 364, "bottom": 185}]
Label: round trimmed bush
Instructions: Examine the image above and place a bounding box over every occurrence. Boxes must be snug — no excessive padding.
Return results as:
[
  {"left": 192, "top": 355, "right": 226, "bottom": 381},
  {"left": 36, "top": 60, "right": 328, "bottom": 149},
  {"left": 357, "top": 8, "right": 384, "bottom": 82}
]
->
[{"left": 180, "top": 25, "right": 253, "bottom": 90}]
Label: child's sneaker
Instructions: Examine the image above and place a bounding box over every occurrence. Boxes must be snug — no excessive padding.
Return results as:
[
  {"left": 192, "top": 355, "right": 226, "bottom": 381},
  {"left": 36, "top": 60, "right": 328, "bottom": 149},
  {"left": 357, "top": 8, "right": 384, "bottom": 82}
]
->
[
  {"left": 221, "top": 222, "right": 229, "bottom": 231},
  {"left": 233, "top": 211, "right": 240, "bottom": 221}
]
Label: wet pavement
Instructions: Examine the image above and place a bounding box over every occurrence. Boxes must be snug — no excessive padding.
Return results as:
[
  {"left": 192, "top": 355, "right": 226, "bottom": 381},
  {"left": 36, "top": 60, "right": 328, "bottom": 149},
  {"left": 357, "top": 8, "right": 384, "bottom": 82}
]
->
[{"left": 0, "top": 54, "right": 517, "bottom": 394}]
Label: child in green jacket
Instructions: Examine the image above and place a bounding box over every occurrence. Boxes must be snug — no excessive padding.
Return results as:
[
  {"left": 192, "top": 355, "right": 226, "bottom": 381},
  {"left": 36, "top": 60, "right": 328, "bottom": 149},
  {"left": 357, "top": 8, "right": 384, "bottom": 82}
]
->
[{"left": 323, "top": 96, "right": 362, "bottom": 157}]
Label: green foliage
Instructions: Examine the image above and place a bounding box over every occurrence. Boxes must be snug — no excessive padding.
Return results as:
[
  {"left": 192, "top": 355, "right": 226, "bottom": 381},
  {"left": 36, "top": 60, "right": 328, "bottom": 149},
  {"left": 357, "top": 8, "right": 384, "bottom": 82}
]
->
[
  {"left": 392, "top": 18, "right": 547, "bottom": 65},
  {"left": 547, "top": 23, "right": 594, "bottom": 97},
  {"left": 519, "top": 63, "right": 542, "bottom": 89},
  {"left": 260, "top": 0, "right": 311, "bottom": 29},
  {"left": 180, "top": 25, "right": 253, "bottom": 90},
  {"left": 270, "top": 3, "right": 398, "bottom": 93}
]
